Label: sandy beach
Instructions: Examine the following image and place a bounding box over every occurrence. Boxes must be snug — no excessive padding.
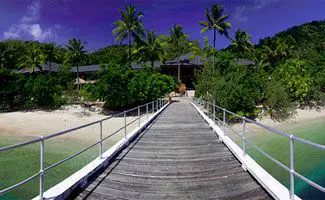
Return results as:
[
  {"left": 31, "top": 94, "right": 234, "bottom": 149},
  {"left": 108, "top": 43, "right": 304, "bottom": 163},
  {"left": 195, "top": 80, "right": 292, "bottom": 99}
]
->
[
  {"left": 0, "top": 105, "right": 151, "bottom": 144},
  {"left": 1, "top": 103, "right": 324, "bottom": 144},
  {"left": 229, "top": 107, "right": 325, "bottom": 138}
]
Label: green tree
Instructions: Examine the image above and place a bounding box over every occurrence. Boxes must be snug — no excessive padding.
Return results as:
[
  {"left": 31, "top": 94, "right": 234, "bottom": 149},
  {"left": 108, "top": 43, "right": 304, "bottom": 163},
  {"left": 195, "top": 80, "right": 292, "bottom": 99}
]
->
[
  {"left": 0, "top": 46, "right": 15, "bottom": 68},
  {"left": 94, "top": 45, "right": 128, "bottom": 65},
  {"left": 42, "top": 43, "right": 56, "bottom": 73},
  {"left": 169, "top": 24, "right": 188, "bottom": 82},
  {"left": 96, "top": 64, "right": 134, "bottom": 109},
  {"left": 264, "top": 78, "right": 295, "bottom": 121},
  {"left": 255, "top": 37, "right": 298, "bottom": 70},
  {"left": 199, "top": 3, "right": 231, "bottom": 48},
  {"left": 112, "top": 5, "right": 144, "bottom": 57},
  {"left": 133, "top": 31, "right": 165, "bottom": 68},
  {"left": 231, "top": 30, "right": 254, "bottom": 56},
  {"left": 275, "top": 59, "right": 313, "bottom": 104},
  {"left": 20, "top": 48, "right": 46, "bottom": 73},
  {"left": 65, "top": 38, "right": 87, "bottom": 90}
]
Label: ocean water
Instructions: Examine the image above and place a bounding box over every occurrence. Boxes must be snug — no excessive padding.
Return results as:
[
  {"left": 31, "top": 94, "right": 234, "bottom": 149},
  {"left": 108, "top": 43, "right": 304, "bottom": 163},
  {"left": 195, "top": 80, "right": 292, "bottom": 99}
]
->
[
  {"left": 292, "top": 121, "right": 325, "bottom": 199},
  {"left": 297, "top": 163, "right": 325, "bottom": 199},
  {"left": 245, "top": 119, "right": 325, "bottom": 199}
]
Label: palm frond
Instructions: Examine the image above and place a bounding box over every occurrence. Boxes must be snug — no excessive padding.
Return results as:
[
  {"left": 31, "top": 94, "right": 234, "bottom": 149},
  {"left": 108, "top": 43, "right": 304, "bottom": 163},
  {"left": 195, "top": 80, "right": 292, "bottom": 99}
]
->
[
  {"left": 198, "top": 21, "right": 209, "bottom": 27},
  {"left": 200, "top": 27, "right": 210, "bottom": 33}
]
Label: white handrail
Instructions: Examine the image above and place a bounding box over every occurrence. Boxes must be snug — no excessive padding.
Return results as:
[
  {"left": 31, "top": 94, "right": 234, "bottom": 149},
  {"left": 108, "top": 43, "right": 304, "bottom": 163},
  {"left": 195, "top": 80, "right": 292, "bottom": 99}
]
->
[
  {"left": 0, "top": 99, "right": 168, "bottom": 199},
  {"left": 193, "top": 97, "right": 325, "bottom": 199}
]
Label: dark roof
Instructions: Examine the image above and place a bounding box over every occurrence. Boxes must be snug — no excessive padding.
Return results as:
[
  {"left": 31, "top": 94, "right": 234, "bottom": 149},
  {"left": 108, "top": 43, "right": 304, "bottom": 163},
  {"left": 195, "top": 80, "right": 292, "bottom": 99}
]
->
[
  {"left": 164, "top": 53, "right": 204, "bottom": 66},
  {"left": 71, "top": 65, "right": 102, "bottom": 73},
  {"left": 40, "top": 62, "right": 61, "bottom": 72},
  {"left": 237, "top": 58, "right": 255, "bottom": 66},
  {"left": 15, "top": 56, "right": 255, "bottom": 75},
  {"left": 16, "top": 63, "right": 102, "bottom": 74},
  {"left": 131, "top": 61, "right": 162, "bottom": 69},
  {"left": 164, "top": 53, "right": 255, "bottom": 67},
  {"left": 16, "top": 62, "right": 61, "bottom": 74}
]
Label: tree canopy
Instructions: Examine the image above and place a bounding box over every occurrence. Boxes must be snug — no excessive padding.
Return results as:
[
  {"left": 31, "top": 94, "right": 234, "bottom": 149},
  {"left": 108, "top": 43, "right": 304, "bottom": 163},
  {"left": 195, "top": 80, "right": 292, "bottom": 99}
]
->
[
  {"left": 1, "top": 1, "right": 324, "bottom": 120},
  {"left": 112, "top": 5, "right": 145, "bottom": 57},
  {"left": 196, "top": 20, "right": 325, "bottom": 120},
  {"left": 199, "top": 3, "right": 231, "bottom": 48}
]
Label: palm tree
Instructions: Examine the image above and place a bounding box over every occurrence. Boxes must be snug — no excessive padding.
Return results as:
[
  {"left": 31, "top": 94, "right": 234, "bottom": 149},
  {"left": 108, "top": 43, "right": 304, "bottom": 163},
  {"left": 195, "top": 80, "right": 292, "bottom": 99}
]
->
[
  {"left": 261, "top": 37, "right": 296, "bottom": 68},
  {"left": 199, "top": 3, "right": 231, "bottom": 48},
  {"left": 1, "top": 46, "right": 14, "bottom": 68},
  {"left": 169, "top": 24, "right": 188, "bottom": 82},
  {"left": 42, "top": 43, "right": 56, "bottom": 73},
  {"left": 133, "top": 31, "right": 164, "bottom": 68},
  {"left": 112, "top": 5, "right": 144, "bottom": 57},
  {"left": 20, "top": 48, "right": 45, "bottom": 73},
  {"left": 65, "top": 38, "right": 86, "bottom": 90},
  {"left": 231, "top": 30, "right": 254, "bottom": 54}
]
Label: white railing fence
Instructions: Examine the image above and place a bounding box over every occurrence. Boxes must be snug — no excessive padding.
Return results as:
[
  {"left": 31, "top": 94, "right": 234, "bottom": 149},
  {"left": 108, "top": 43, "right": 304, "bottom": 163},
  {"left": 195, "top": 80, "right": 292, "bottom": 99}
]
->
[
  {"left": 0, "top": 99, "right": 168, "bottom": 199},
  {"left": 193, "top": 97, "right": 325, "bottom": 200}
]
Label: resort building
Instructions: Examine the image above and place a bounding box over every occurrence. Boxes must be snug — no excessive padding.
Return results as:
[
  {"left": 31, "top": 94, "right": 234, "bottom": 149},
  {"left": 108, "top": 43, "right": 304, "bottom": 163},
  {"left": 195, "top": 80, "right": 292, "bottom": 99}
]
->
[{"left": 15, "top": 54, "right": 255, "bottom": 89}]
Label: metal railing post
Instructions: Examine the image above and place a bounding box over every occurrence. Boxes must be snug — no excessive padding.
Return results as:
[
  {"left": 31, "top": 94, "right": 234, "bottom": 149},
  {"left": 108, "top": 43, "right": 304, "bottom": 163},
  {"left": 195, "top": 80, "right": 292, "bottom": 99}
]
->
[
  {"left": 213, "top": 101, "right": 216, "bottom": 122},
  {"left": 242, "top": 117, "right": 246, "bottom": 157},
  {"left": 152, "top": 101, "right": 154, "bottom": 113},
  {"left": 156, "top": 100, "right": 159, "bottom": 111},
  {"left": 146, "top": 103, "right": 148, "bottom": 121},
  {"left": 99, "top": 121, "right": 103, "bottom": 159},
  {"left": 138, "top": 106, "right": 140, "bottom": 127},
  {"left": 223, "top": 109, "right": 226, "bottom": 135},
  {"left": 124, "top": 111, "right": 127, "bottom": 138},
  {"left": 39, "top": 137, "right": 44, "bottom": 200},
  {"left": 289, "top": 135, "right": 295, "bottom": 199},
  {"left": 207, "top": 102, "right": 209, "bottom": 118}
]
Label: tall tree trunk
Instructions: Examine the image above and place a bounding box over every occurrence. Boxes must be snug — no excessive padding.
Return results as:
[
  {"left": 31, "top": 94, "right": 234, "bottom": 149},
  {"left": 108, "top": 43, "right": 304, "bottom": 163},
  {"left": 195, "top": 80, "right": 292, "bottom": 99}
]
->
[
  {"left": 212, "top": 28, "right": 216, "bottom": 73},
  {"left": 213, "top": 28, "right": 216, "bottom": 48},
  {"left": 177, "top": 45, "right": 181, "bottom": 83},
  {"left": 128, "top": 32, "right": 131, "bottom": 58},
  {"left": 77, "top": 65, "right": 80, "bottom": 91},
  {"left": 49, "top": 55, "right": 52, "bottom": 74},
  {"left": 177, "top": 57, "right": 180, "bottom": 83}
]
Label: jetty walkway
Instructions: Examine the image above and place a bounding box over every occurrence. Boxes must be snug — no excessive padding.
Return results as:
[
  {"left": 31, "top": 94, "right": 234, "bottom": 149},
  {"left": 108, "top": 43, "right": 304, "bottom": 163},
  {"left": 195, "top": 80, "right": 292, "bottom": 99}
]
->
[{"left": 74, "top": 99, "right": 271, "bottom": 199}]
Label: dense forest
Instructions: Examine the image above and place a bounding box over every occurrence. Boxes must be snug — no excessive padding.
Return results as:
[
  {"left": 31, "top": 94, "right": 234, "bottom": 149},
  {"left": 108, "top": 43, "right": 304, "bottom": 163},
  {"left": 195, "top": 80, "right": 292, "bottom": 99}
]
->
[
  {"left": 1, "top": 2, "right": 325, "bottom": 120},
  {"left": 196, "top": 19, "right": 325, "bottom": 120}
]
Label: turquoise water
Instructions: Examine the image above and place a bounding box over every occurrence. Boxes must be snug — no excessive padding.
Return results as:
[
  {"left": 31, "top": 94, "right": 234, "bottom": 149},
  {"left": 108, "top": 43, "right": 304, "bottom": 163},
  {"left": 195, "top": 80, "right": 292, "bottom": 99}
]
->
[
  {"left": 291, "top": 121, "right": 325, "bottom": 199},
  {"left": 297, "top": 163, "right": 325, "bottom": 199},
  {"left": 246, "top": 120, "right": 325, "bottom": 199}
]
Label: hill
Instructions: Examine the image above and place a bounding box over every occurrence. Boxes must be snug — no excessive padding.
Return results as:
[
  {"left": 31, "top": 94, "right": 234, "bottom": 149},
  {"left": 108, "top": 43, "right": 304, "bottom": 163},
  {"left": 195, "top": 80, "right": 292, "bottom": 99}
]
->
[{"left": 257, "top": 20, "right": 325, "bottom": 61}]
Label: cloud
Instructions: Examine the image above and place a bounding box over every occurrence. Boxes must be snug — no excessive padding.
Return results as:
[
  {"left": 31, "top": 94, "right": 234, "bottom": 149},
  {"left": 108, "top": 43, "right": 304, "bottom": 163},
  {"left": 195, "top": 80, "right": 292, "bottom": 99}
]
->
[
  {"left": 234, "top": 6, "right": 249, "bottom": 22},
  {"left": 55, "top": 24, "right": 62, "bottom": 29},
  {"left": 254, "top": 0, "right": 280, "bottom": 9},
  {"left": 234, "top": 0, "right": 281, "bottom": 22},
  {"left": 3, "top": 0, "right": 58, "bottom": 42},
  {"left": 21, "top": 1, "right": 41, "bottom": 23}
]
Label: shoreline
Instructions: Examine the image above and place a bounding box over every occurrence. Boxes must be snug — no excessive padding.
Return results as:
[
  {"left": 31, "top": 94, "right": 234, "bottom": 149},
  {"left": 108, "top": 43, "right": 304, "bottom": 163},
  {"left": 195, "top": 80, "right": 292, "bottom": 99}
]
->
[
  {"left": 1, "top": 105, "right": 324, "bottom": 143},
  {"left": 230, "top": 107, "right": 325, "bottom": 138},
  {"left": 0, "top": 105, "right": 146, "bottom": 145}
]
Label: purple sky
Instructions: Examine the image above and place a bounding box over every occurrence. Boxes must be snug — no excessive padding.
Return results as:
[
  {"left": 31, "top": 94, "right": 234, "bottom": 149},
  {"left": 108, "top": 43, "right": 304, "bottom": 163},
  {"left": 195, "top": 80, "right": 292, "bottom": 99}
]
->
[{"left": 1, "top": 0, "right": 324, "bottom": 51}]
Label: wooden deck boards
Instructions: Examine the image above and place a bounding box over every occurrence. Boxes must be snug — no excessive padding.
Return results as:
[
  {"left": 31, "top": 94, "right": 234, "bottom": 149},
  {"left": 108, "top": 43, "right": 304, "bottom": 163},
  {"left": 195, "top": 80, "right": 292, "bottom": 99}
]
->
[{"left": 74, "top": 99, "right": 271, "bottom": 200}]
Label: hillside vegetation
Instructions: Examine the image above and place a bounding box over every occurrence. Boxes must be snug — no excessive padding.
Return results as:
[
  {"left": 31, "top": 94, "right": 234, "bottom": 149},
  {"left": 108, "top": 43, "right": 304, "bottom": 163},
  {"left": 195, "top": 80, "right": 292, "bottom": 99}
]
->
[
  {"left": 196, "top": 20, "right": 325, "bottom": 120},
  {"left": 1, "top": 2, "right": 324, "bottom": 120}
]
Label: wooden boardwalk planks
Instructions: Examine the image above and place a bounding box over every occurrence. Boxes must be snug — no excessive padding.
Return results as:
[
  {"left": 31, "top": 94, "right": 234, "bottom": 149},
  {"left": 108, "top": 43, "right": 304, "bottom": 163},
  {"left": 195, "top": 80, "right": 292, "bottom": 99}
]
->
[{"left": 74, "top": 98, "right": 271, "bottom": 200}]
